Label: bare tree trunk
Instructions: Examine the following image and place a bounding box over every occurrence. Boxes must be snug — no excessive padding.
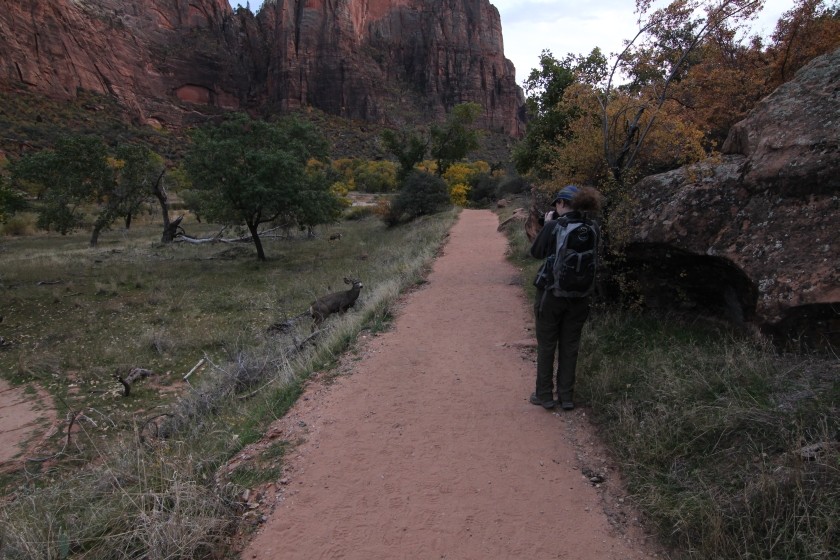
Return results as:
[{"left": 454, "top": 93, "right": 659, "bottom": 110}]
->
[
  {"left": 247, "top": 220, "right": 266, "bottom": 261},
  {"left": 90, "top": 224, "right": 103, "bottom": 247},
  {"left": 151, "top": 169, "right": 176, "bottom": 243}
]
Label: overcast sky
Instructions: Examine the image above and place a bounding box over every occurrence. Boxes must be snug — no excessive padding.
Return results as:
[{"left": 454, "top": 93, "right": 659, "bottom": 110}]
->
[{"left": 228, "top": 0, "right": 793, "bottom": 85}]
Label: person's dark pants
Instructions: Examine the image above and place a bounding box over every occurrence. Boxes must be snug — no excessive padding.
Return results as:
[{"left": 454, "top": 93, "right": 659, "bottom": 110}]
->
[{"left": 534, "top": 290, "right": 590, "bottom": 403}]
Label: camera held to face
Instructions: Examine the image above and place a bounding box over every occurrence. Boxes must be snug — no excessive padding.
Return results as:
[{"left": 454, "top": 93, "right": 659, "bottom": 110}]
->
[{"left": 539, "top": 209, "right": 558, "bottom": 226}]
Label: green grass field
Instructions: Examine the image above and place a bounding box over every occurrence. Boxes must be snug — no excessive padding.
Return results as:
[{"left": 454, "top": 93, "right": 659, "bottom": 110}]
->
[{"left": 0, "top": 208, "right": 457, "bottom": 558}]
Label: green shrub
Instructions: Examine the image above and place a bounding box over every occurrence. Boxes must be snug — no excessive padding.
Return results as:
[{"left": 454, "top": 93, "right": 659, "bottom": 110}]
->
[
  {"left": 384, "top": 170, "right": 452, "bottom": 226},
  {"left": 467, "top": 173, "right": 499, "bottom": 205},
  {"left": 495, "top": 175, "right": 530, "bottom": 198},
  {"left": 353, "top": 160, "right": 397, "bottom": 192}
]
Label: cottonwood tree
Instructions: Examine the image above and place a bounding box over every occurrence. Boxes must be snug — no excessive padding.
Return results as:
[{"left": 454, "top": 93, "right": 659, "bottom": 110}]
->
[
  {"left": 10, "top": 135, "right": 113, "bottom": 244},
  {"left": 9, "top": 136, "right": 165, "bottom": 246},
  {"left": 183, "top": 113, "right": 339, "bottom": 261},
  {"left": 381, "top": 128, "right": 429, "bottom": 182},
  {"left": 512, "top": 50, "right": 584, "bottom": 177},
  {"left": 112, "top": 146, "right": 166, "bottom": 230},
  {"left": 382, "top": 102, "right": 483, "bottom": 182},
  {"left": 429, "top": 102, "right": 483, "bottom": 176},
  {"left": 90, "top": 145, "right": 165, "bottom": 246}
]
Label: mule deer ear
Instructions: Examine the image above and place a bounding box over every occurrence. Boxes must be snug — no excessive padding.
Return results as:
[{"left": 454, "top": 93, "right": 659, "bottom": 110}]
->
[{"left": 344, "top": 277, "right": 351, "bottom": 284}]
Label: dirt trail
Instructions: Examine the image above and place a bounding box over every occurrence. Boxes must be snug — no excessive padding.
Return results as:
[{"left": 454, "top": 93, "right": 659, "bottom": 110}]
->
[
  {"left": 0, "top": 379, "right": 55, "bottom": 472},
  {"left": 240, "top": 209, "right": 659, "bottom": 559}
]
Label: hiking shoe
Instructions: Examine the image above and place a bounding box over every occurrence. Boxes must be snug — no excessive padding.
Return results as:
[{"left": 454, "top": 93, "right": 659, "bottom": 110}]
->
[
  {"left": 530, "top": 393, "right": 556, "bottom": 410},
  {"left": 560, "top": 400, "right": 575, "bottom": 411}
]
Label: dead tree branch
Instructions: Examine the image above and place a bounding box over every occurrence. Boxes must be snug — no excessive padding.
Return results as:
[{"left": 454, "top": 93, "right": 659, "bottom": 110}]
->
[{"left": 115, "top": 367, "right": 153, "bottom": 397}]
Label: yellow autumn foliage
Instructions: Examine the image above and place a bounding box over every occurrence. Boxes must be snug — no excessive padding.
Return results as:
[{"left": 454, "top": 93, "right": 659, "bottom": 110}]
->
[{"left": 449, "top": 183, "right": 470, "bottom": 206}]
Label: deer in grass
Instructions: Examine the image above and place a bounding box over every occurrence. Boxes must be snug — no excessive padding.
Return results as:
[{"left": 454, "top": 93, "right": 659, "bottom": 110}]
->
[{"left": 309, "top": 277, "right": 363, "bottom": 331}]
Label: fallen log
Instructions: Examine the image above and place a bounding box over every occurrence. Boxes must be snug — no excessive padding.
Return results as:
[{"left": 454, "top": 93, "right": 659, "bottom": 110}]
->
[{"left": 175, "top": 226, "right": 285, "bottom": 245}]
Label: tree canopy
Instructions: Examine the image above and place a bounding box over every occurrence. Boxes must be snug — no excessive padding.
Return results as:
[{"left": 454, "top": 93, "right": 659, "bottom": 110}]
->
[
  {"left": 512, "top": 50, "right": 584, "bottom": 177},
  {"left": 0, "top": 174, "right": 25, "bottom": 223},
  {"left": 7, "top": 135, "right": 167, "bottom": 247},
  {"left": 183, "top": 113, "right": 340, "bottom": 261},
  {"left": 429, "top": 102, "right": 483, "bottom": 177},
  {"left": 381, "top": 102, "right": 483, "bottom": 183},
  {"left": 517, "top": 0, "right": 840, "bottom": 192}
]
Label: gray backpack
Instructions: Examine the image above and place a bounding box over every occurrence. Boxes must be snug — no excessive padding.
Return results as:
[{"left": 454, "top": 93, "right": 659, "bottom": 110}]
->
[{"left": 534, "top": 217, "right": 600, "bottom": 297}]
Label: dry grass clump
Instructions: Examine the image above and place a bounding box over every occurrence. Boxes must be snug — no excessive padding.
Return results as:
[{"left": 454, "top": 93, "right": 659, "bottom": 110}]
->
[
  {"left": 576, "top": 312, "right": 838, "bottom": 560},
  {"left": 1, "top": 442, "right": 235, "bottom": 559},
  {"left": 0, "top": 212, "right": 38, "bottom": 236}
]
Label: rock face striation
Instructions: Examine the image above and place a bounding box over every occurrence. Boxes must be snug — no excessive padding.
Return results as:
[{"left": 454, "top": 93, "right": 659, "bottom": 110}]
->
[
  {"left": 623, "top": 48, "right": 839, "bottom": 350},
  {"left": 0, "top": 0, "right": 524, "bottom": 135}
]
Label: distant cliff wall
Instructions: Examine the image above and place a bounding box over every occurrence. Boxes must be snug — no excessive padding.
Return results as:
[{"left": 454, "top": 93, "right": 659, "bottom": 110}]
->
[{"left": 0, "top": 0, "right": 524, "bottom": 135}]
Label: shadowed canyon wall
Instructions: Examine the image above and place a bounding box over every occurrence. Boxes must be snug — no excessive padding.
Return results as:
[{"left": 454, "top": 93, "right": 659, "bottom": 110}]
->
[{"left": 0, "top": 0, "right": 524, "bottom": 135}]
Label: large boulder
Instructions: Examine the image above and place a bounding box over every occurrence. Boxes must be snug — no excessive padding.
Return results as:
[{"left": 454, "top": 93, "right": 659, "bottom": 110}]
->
[{"left": 623, "top": 48, "right": 840, "bottom": 351}]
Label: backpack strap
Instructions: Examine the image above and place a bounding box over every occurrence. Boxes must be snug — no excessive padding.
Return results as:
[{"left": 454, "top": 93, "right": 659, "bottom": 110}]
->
[{"left": 552, "top": 216, "right": 581, "bottom": 278}]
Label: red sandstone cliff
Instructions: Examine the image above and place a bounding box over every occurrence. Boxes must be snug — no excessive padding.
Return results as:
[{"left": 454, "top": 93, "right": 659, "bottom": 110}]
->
[{"left": 0, "top": 0, "right": 524, "bottom": 136}]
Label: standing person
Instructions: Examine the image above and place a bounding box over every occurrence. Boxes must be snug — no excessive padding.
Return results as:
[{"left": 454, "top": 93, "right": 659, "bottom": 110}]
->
[{"left": 528, "top": 185, "right": 602, "bottom": 411}]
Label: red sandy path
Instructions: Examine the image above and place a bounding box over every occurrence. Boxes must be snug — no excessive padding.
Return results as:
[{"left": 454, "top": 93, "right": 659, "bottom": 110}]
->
[
  {"left": 0, "top": 379, "right": 55, "bottom": 471},
  {"left": 240, "top": 209, "right": 658, "bottom": 560}
]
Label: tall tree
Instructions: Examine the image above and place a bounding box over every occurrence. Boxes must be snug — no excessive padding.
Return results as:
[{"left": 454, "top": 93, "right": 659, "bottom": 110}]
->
[
  {"left": 9, "top": 136, "right": 166, "bottom": 246},
  {"left": 183, "top": 114, "right": 337, "bottom": 261},
  {"left": 381, "top": 102, "right": 482, "bottom": 181},
  {"left": 596, "top": 0, "right": 765, "bottom": 184},
  {"left": 89, "top": 145, "right": 165, "bottom": 247},
  {"left": 767, "top": 0, "right": 840, "bottom": 87},
  {"left": 513, "top": 50, "right": 587, "bottom": 177},
  {"left": 9, "top": 135, "right": 112, "bottom": 240},
  {"left": 381, "top": 128, "right": 429, "bottom": 182},
  {"left": 429, "top": 102, "right": 482, "bottom": 176}
]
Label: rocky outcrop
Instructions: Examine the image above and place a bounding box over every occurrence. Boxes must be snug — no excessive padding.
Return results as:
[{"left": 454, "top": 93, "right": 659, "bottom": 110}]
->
[
  {"left": 623, "top": 48, "right": 840, "bottom": 351},
  {"left": 721, "top": 48, "right": 839, "bottom": 196},
  {"left": 0, "top": 0, "right": 523, "bottom": 135},
  {"left": 0, "top": 0, "right": 245, "bottom": 127}
]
